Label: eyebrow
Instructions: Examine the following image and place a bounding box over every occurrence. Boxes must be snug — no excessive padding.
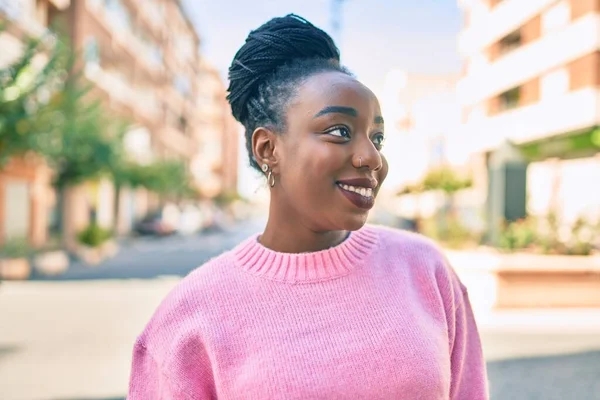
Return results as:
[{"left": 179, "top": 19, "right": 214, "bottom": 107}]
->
[
  {"left": 314, "top": 106, "right": 385, "bottom": 125},
  {"left": 313, "top": 106, "right": 358, "bottom": 118}
]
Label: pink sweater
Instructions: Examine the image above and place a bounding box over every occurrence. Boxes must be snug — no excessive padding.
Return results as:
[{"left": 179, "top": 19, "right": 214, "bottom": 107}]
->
[{"left": 128, "top": 225, "right": 489, "bottom": 399}]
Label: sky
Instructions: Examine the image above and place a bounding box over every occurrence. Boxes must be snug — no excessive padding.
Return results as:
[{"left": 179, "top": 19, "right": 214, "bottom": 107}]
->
[{"left": 182, "top": 0, "right": 464, "bottom": 94}]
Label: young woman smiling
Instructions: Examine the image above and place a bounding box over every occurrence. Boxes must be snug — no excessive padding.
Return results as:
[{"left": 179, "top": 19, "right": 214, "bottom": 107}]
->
[{"left": 128, "top": 14, "right": 489, "bottom": 400}]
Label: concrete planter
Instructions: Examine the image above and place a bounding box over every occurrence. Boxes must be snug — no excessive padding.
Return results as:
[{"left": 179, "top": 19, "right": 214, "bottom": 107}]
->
[
  {"left": 446, "top": 250, "right": 600, "bottom": 310},
  {"left": 76, "top": 240, "right": 119, "bottom": 266},
  {"left": 33, "top": 251, "right": 70, "bottom": 276},
  {"left": 0, "top": 258, "right": 31, "bottom": 280},
  {"left": 493, "top": 253, "right": 600, "bottom": 309}
]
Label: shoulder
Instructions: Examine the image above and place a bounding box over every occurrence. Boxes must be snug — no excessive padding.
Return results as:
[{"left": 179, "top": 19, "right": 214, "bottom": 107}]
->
[
  {"left": 136, "top": 245, "right": 241, "bottom": 356},
  {"left": 366, "top": 224, "right": 466, "bottom": 293},
  {"left": 367, "top": 224, "right": 445, "bottom": 260}
]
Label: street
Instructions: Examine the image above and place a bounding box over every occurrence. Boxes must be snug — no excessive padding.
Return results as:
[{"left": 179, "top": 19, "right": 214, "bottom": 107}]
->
[
  {"left": 1, "top": 221, "right": 599, "bottom": 400},
  {"left": 31, "top": 219, "right": 265, "bottom": 282}
]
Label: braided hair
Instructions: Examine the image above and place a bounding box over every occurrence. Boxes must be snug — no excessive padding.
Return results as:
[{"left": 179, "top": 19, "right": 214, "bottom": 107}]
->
[{"left": 227, "top": 14, "right": 352, "bottom": 172}]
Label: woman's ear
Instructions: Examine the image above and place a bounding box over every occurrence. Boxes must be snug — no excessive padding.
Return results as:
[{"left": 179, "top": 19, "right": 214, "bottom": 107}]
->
[{"left": 252, "top": 127, "right": 280, "bottom": 172}]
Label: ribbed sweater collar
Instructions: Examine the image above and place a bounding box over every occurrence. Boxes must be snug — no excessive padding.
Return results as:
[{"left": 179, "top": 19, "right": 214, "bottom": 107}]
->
[{"left": 232, "top": 226, "right": 379, "bottom": 284}]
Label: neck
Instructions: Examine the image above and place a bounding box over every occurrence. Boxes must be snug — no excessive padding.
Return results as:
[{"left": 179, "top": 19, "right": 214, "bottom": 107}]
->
[{"left": 260, "top": 202, "right": 348, "bottom": 254}]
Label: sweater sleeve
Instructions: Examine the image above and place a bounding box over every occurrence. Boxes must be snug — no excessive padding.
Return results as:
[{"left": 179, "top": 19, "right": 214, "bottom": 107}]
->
[
  {"left": 128, "top": 336, "right": 217, "bottom": 400},
  {"left": 448, "top": 283, "right": 489, "bottom": 400}
]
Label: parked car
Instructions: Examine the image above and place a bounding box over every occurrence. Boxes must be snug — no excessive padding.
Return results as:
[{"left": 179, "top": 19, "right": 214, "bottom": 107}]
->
[{"left": 134, "top": 211, "right": 177, "bottom": 236}]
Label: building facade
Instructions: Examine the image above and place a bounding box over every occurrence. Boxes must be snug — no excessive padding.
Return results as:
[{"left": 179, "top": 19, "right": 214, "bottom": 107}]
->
[
  {"left": 1, "top": 0, "right": 239, "bottom": 247},
  {"left": 191, "top": 61, "right": 239, "bottom": 199},
  {"left": 65, "top": 0, "right": 207, "bottom": 239},
  {"left": 381, "top": 70, "right": 463, "bottom": 191},
  {"left": 457, "top": 0, "right": 600, "bottom": 226}
]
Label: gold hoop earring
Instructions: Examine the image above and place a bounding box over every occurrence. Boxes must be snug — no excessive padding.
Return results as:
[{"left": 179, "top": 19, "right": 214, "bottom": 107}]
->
[{"left": 267, "top": 170, "right": 275, "bottom": 187}]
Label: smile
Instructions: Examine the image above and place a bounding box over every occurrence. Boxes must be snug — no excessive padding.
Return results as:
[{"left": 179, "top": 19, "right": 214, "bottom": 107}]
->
[
  {"left": 337, "top": 183, "right": 373, "bottom": 198},
  {"left": 336, "top": 183, "right": 376, "bottom": 210}
]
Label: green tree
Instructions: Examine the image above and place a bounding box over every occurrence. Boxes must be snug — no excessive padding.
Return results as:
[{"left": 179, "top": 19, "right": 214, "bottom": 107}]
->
[
  {"left": 0, "top": 28, "right": 68, "bottom": 164},
  {"left": 0, "top": 26, "right": 127, "bottom": 187},
  {"left": 420, "top": 166, "right": 473, "bottom": 242},
  {"left": 422, "top": 167, "right": 472, "bottom": 195}
]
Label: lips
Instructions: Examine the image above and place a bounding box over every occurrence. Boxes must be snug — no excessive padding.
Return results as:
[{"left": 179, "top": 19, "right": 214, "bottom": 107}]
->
[{"left": 336, "top": 178, "right": 378, "bottom": 210}]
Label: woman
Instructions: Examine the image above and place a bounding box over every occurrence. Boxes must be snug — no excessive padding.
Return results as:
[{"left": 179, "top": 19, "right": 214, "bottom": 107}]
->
[{"left": 128, "top": 14, "right": 488, "bottom": 400}]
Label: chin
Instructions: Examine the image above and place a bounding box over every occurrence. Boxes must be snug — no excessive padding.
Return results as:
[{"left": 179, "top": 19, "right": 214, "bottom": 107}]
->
[{"left": 338, "top": 212, "right": 370, "bottom": 231}]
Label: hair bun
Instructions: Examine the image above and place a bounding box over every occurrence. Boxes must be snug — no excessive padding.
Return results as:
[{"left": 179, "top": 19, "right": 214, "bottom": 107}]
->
[{"left": 227, "top": 14, "right": 340, "bottom": 123}]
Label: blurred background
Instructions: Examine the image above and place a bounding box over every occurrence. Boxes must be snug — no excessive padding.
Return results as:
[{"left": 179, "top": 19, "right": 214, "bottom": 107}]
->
[{"left": 1, "top": 0, "right": 599, "bottom": 399}]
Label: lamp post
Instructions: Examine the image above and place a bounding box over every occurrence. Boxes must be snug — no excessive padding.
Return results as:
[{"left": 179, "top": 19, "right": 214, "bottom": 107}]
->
[{"left": 330, "top": 0, "right": 348, "bottom": 50}]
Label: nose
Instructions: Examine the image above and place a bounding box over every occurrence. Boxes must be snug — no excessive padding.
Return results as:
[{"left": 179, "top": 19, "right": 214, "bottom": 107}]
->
[{"left": 353, "top": 140, "right": 383, "bottom": 171}]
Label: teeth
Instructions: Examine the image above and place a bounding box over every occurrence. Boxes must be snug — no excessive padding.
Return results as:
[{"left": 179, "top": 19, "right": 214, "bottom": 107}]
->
[{"left": 338, "top": 183, "right": 374, "bottom": 198}]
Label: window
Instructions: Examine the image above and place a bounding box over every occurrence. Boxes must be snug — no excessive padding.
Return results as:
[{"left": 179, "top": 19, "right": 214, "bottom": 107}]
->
[
  {"left": 498, "top": 30, "right": 522, "bottom": 56},
  {"left": 105, "top": 0, "right": 131, "bottom": 32},
  {"left": 499, "top": 87, "right": 521, "bottom": 111},
  {"left": 174, "top": 75, "right": 191, "bottom": 97},
  {"left": 84, "top": 36, "right": 100, "bottom": 64},
  {"left": 136, "top": 30, "right": 162, "bottom": 66},
  {"left": 178, "top": 116, "right": 188, "bottom": 134}
]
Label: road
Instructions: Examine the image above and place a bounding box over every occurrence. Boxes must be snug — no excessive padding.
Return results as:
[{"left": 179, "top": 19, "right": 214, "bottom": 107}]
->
[
  {"left": 31, "top": 218, "right": 265, "bottom": 281},
  {"left": 1, "top": 219, "right": 599, "bottom": 400}
]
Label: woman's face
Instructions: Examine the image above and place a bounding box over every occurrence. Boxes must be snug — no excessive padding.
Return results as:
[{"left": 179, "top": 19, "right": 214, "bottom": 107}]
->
[{"left": 270, "top": 71, "right": 388, "bottom": 232}]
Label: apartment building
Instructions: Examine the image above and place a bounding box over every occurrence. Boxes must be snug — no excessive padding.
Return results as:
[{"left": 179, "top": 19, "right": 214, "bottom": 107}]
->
[
  {"left": 1, "top": 0, "right": 239, "bottom": 246},
  {"left": 457, "top": 0, "right": 600, "bottom": 224},
  {"left": 191, "top": 61, "right": 239, "bottom": 198},
  {"left": 381, "top": 70, "right": 463, "bottom": 191},
  {"left": 59, "top": 0, "right": 208, "bottom": 240}
]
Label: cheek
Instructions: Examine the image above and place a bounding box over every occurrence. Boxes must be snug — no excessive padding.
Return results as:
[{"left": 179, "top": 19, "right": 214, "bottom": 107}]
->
[{"left": 283, "top": 138, "right": 340, "bottom": 185}]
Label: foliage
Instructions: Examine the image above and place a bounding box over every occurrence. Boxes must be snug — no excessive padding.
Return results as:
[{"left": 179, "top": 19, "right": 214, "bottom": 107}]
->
[
  {"left": 499, "top": 214, "right": 598, "bottom": 256},
  {"left": 0, "top": 238, "right": 31, "bottom": 259},
  {"left": 214, "top": 190, "right": 244, "bottom": 206},
  {"left": 0, "top": 27, "right": 128, "bottom": 187},
  {"left": 563, "top": 216, "right": 595, "bottom": 256},
  {"left": 498, "top": 218, "right": 537, "bottom": 251},
  {"left": 0, "top": 25, "right": 197, "bottom": 205},
  {"left": 421, "top": 167, "right": 472, "bottom": 194},
  {"left": 396, "top": 183, "right": 424, "bottom": 196},
  {"left": 47, "top": 94, "right": 127, "bottom": 189},
  {"left": 397, "top": 167, "right": 471, "bottom": 196},
  {"left": 77, "top": 223, "right": 112, "bottom": 248},
  {"left": 0, "top": 30, "right": 69, "bottom": 164},
  {"left": 421, "top": 214, "right": 481, "bottom": 250},
  {"left": 114, "top": 159, "right": 196, "bottom": 198},
  {"left": 42, "top": 38, "right": 128, "bottom": 188}
]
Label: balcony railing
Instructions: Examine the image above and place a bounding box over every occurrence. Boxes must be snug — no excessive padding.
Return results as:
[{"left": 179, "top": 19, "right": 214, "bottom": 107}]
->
[
  {"left": 85, "top": 0, "right": 164, "bottom": 77},
  {"left": 84, "top": 62, "right": 161, "bottom": 123},
  {"left": 461, "top": 87, "right": 600, "bottom": 152}
]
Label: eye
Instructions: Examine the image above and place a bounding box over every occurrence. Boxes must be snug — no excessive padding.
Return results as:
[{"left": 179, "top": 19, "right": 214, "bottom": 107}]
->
[
  {"left": 372, "top": 133, "right": 385, "bottom": 149},
  {"left": 324, "top": 126, "right": 351, "bottom": 139}
]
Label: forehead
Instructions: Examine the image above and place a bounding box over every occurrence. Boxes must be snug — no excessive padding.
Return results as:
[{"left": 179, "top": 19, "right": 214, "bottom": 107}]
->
[{"left": 289, "top": 71, "right": 381, "bottom": 119}]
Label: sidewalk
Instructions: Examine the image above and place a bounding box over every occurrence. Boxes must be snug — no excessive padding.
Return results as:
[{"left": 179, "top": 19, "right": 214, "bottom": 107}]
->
[
  {"left": 1, "top": 279, "right": 599, "bottom": 400},
  {"left": 477, "top": 308, "right": 600, "bottom": 363}
]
